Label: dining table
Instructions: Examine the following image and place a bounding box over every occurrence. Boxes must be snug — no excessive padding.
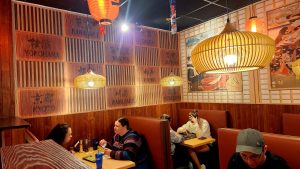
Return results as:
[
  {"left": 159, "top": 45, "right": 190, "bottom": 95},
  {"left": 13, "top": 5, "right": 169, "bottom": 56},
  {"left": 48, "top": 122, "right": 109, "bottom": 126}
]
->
[
  {"left": 181, "top": 137, "right": 216, "bottom": 148},
  {"left": 74, "top": 147, "right": 136, "bottom": 169}
]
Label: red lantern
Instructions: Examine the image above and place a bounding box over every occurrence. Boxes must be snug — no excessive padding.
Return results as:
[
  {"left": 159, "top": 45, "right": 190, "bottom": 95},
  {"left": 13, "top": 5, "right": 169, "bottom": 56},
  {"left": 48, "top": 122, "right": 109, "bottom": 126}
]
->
[{"left": 87, "top": 0, "right": 120, "bottom": 25}]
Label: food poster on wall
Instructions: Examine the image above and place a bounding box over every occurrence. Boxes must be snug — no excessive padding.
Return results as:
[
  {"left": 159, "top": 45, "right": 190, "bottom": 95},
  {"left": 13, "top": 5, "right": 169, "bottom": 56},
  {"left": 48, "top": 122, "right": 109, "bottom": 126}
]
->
[
  {"left": 267, "top": 2, "right": 300, "bottom": 89},
  {"left": 185, "top": 32, "right": 243, "bottom": 92}
]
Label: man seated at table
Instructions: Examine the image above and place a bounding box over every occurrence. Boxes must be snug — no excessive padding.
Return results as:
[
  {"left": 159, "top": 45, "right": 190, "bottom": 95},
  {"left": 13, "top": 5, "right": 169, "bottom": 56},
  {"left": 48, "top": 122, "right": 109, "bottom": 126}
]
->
[
  {"left": 177, "top": 110, "right": 211, "bottom": 169},
  {"left": 99, "top": 117, "right": 148, "bottom": 169},
  {"left": 227, "top": 128, "right": 290, "bottom": 169}
]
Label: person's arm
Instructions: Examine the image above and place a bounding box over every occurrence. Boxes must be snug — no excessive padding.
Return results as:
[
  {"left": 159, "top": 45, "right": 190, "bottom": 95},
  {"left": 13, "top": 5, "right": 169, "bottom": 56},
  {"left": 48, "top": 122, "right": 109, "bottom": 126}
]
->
[
  {"left": 170, "top": 129, "right": 183, "bottom": 143},
  {"left": 177, "top": 122, "right": 189, "bottom": 133},
  {"left": 109, "top": 132, "right": 142, "bottom": 161}
]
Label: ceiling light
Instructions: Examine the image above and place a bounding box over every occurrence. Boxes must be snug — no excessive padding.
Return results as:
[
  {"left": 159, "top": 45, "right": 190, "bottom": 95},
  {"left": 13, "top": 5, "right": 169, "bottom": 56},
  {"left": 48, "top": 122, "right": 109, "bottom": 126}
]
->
[
  {"left": 160, "top": 73, "right": 183, "bottom": 87},
  {"left": 74, "top": 70, "right": 106, "bottom": 89},
  {"left": 121, "top": 23, "right": 129, "bottom": 32},
  {"left": 191, "top": 20, "right": 275, "bottom": 74}
]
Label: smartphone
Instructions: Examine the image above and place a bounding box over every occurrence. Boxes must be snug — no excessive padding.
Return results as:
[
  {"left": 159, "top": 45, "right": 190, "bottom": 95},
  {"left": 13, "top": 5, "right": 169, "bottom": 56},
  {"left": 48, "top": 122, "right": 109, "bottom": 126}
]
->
[{"left": 198, "top": 136, "right": 206, "bottom": 140}]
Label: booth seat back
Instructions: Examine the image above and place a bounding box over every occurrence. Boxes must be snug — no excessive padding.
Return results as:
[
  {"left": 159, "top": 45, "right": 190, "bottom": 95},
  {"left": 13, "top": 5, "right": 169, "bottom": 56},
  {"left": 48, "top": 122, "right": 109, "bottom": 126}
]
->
[
  {"left": 282, "top": 113, "right": 300, "bottom": 136},
  {"left": 127, "top": 116, "right": 172, "bottom": 169},
  {"left": 177, "top": 109, "right": 228, "bottom": 139},
  {"left": 218, "top": 128, "right": 300, "bottom": 169}
]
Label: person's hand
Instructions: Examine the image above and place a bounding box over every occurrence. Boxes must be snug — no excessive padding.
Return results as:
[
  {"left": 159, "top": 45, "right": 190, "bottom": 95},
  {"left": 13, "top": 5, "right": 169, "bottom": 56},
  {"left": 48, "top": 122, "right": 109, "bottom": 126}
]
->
[
  {"left": 191, "top": 116, "right": 198, "bottom": 124},
  {"left": 99, "top": 139, "right": 107, "bottom": 147},
  {"left": 104, "top": 148, "right": 112, "bottom": 156},
  {"left": 177, "top": 127, "right": 187, "bottom": 134}
]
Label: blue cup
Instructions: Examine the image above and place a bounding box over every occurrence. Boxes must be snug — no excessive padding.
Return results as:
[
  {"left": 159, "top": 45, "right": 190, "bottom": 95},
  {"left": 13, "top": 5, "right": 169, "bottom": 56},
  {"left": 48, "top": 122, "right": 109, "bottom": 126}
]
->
[{"left": 95, "top": 152, "right": 104, "bottom": 169}]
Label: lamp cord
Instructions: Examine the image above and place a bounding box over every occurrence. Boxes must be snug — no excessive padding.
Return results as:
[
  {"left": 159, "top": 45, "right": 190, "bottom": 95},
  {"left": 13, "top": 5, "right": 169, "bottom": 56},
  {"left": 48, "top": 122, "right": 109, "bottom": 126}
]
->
[{"left": 226, "top": 0, "right": 229, "bottom": 23}]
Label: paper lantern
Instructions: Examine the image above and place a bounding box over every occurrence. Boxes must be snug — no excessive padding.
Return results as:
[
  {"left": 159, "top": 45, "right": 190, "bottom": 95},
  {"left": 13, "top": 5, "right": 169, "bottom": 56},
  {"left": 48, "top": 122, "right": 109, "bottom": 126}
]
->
[{"left": 87, "top": 0, "right": 119, "bottom": 25}]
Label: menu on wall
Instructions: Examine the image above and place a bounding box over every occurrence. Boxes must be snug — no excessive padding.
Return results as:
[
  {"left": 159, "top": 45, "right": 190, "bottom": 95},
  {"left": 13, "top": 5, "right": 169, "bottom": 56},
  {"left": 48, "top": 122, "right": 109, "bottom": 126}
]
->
[
  {"left": 65, "top": 63, "right": 105, "bottom": 87},
  {"left": 160, "top": 49, "right": 179, "bottom": 66},
  {"left": 105, "top": 42, "right": 134, "bottom": 64},
  {"left": 18, "top": 88, "right": 65, "bottom": 117},
  {"left": 64, "top": 13, "right": 100, "bottom": 40},
  {"left": 16, "top": 32, "right": 63, "bottom": 61},
  {"left": 135, "top": 28, "right": 158, "bottom": 47},
  {"left": 107, "top": 86, "right": 135, "bottom": 108},
  {"left": 162, "top": 87, "right": 181, "bottom": 103},
  {"left": 136, "top": 66, "right": 160, "bottom": 84}
]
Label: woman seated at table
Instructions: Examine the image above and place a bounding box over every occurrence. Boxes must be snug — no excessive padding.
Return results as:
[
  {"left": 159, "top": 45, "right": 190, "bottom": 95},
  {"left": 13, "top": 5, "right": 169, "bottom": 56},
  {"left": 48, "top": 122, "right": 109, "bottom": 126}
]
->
[
  {"left": 99, "top": 117, "right": 148, "bottom": 169},
  {"left": 177, "top": 110, "right": 211, "bottom": 169},
  {"left": 46, "top": 123, "right": 72, "bottom": 148}
]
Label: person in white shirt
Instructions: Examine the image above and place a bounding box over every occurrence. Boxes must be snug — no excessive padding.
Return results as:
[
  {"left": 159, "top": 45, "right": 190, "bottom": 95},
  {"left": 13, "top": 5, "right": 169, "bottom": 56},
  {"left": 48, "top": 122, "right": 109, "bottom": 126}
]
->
[{"left": 177, "top": 110, "right": 211, "bottom": 169}]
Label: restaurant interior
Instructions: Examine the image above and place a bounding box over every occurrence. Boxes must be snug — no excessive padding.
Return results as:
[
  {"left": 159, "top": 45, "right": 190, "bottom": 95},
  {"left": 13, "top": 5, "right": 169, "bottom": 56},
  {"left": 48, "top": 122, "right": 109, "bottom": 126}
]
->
[{"left": 1, "top": 0, "right": 300, "bottom": 169}]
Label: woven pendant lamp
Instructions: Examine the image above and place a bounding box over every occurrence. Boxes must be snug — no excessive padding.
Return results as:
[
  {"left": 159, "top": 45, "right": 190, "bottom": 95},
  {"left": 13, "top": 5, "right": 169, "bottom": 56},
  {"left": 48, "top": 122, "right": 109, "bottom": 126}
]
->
[
  {"left": 74, "top": 70, "right": 106, "bottom": 89},
  {"left": 292, "top": 59, "right": 300, "bottom": 80},
  {"left": 191, "top": 19, "right": 275, "bottom": 74},
  {"left": 160, "top": 73, "right": 183, "bottom": 87}
]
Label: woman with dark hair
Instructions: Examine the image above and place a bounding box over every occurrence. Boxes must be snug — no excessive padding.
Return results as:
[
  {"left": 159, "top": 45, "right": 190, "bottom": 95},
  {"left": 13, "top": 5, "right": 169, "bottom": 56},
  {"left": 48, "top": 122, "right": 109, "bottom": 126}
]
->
[
  {"left": 46, "top": 123, "right": 72, "bottom": 147},
  {"left": 177, "top": 110, "right": 211, "bottom": 169},
  {"left": 99, "top": 117, "right": 148, "bottom": 169}
]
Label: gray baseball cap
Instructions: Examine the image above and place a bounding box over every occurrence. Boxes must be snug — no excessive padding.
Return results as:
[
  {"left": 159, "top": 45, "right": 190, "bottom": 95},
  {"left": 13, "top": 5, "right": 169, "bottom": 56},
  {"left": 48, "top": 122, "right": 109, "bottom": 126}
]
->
[{"left": 236, "top": 128, "right": 264, "bottom": 154}]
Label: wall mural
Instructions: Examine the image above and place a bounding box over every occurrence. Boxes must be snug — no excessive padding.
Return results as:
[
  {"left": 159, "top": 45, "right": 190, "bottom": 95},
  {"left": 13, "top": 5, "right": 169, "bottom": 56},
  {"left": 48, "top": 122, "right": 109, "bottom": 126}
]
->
[
  {"left": 268, "top": 2, "right": 300, "bottom": 89},
  {"left": 185, "top": 32, "right": 243, "bottom": 92}
]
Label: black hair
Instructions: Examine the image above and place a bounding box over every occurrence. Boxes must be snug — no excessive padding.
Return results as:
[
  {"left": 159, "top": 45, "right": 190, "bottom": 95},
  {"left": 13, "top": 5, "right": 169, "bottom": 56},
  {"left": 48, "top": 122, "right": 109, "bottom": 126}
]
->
[
  {"left": 160, "top": 114, "right": 171, "bottom": 122},
  {"left": 46, "top": 123, "right": 70, "bottom": 145},
  {"left": 117, "top": 117, "right": 130, "bottom": 130},
  {"left": 189, "top": 109, "right": 199, "bottom": 118}
]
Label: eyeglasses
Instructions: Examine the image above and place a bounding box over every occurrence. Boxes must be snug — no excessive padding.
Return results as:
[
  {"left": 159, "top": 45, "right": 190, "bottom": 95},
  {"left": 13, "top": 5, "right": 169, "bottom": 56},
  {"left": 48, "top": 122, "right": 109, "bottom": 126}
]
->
[{"left": 240, "top": 152, "right": 262, "bottom": 161}]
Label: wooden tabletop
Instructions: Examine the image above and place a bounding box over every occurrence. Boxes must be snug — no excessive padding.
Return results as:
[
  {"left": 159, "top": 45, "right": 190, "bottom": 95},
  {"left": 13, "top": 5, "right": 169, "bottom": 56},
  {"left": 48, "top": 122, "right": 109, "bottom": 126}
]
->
[
  {"left": 182, "top": 137, "right": 216, "bottom": 148},
  {"left": 1, "top": 140, "right": 91, "bottom": 169},
  {"left": 74, "top": 148, "right": 135, "bottom": 169}
]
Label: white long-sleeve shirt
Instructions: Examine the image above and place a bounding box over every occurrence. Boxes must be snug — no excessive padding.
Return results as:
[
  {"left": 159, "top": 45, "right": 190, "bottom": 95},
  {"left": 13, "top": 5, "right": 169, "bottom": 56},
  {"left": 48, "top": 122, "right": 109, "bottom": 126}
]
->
[{"left": 177, "top": 118, "right": 211, "bottom": 138}]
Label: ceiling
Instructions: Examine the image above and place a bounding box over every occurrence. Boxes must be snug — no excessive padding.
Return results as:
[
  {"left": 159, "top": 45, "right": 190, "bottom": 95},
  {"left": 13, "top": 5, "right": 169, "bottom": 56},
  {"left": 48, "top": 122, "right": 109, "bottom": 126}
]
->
[{"left": 19, "top": 0, "right": 261, "bottom": 31}]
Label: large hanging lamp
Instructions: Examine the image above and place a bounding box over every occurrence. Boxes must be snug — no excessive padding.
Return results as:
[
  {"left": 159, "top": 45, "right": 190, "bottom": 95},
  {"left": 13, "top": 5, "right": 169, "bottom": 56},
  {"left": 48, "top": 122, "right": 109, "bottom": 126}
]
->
[
  {"left": 191, "top": 19, "right": 275, "bottom": 74},
  {"left": 292, "top": 59, "right": 300, "bottom": 80},
  {"left": 160, "top": 73, "right": 183, "bottom": 87},
  {"left": 74, "top": 70, "right": 106, "bottom": 89},
  {"left": 87, "top": 0, "right": 120, "bottom": 25}
]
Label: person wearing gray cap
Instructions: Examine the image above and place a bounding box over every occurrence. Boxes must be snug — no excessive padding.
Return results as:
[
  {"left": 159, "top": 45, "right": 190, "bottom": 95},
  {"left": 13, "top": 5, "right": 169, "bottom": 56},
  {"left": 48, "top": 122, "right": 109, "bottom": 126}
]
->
[{"left": 227, "top": 128, "right": 290, "bottom": 169}]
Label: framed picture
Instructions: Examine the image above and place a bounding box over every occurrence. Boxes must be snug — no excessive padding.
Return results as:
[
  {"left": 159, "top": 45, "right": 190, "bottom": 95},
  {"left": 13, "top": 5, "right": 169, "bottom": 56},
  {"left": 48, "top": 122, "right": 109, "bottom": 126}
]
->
[
  {"left": 267, "top": 2, "right": 300, "bottom": 89},
  {"left": 185, "top": 31, "right": 242, "bottom": 92}
]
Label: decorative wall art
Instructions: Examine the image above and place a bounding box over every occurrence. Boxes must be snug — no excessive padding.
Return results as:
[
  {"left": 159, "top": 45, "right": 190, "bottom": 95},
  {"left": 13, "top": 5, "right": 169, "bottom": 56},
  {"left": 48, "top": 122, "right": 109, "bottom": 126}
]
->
[{"left": 267, "top": 2, "right": 300, "bottom": 89}]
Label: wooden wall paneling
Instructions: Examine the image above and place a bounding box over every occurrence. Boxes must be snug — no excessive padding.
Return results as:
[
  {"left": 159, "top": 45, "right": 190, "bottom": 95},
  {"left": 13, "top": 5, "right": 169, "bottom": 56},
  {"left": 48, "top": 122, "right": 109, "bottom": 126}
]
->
[
  {"left": 14, "top": 2, "right": 62, "bottom": 35},
  {"left": 0, "top": 0, "right": 14, "bottom": 117},
  {"left": 65, "top": 38, "right": 104, "bottom": 63},
  {"left": 106, "top": 65, "right": 135, "bottom": 86},
  {"left": 135, "top": 46, "right": 159, "bottom": 66},
  {"left": 68, "top": 88, "right": 106, "bottom": 113},
  {"left": 25, "top": 104, "right": 179, "bottom": 146},
  {"left": 134, "top": 27, "right": 158, "bottom": 47},
  {"left": 136, "top": 85, "right": 162, "bottom": 106},
  {"left": 16, "top": 61, "right": 64, "bottom": 88},
  {"left": 104, "top": 24, "right": 133, "bottom": 44},
  {"left": 159, "top": 31, "right": 178, "bottom": 49}
]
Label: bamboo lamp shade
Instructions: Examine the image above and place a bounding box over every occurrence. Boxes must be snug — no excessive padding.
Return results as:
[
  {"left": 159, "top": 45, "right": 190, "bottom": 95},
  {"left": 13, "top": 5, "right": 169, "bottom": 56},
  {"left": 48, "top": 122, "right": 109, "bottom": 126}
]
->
[
  {"left": 74, "top": 70, "right": 106, "bottom": 89},
  {"left": 292, "top": 59, "right": 300, "bottom": 80},
  {"left": 160, "top": 74, "right": 183, "bottom": 87},
  {"left": 191, "top": 21, "right": 275, "bottom": 74},
  {"left": 87, "top": 0, "right": 119, "bottom": 25}
]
